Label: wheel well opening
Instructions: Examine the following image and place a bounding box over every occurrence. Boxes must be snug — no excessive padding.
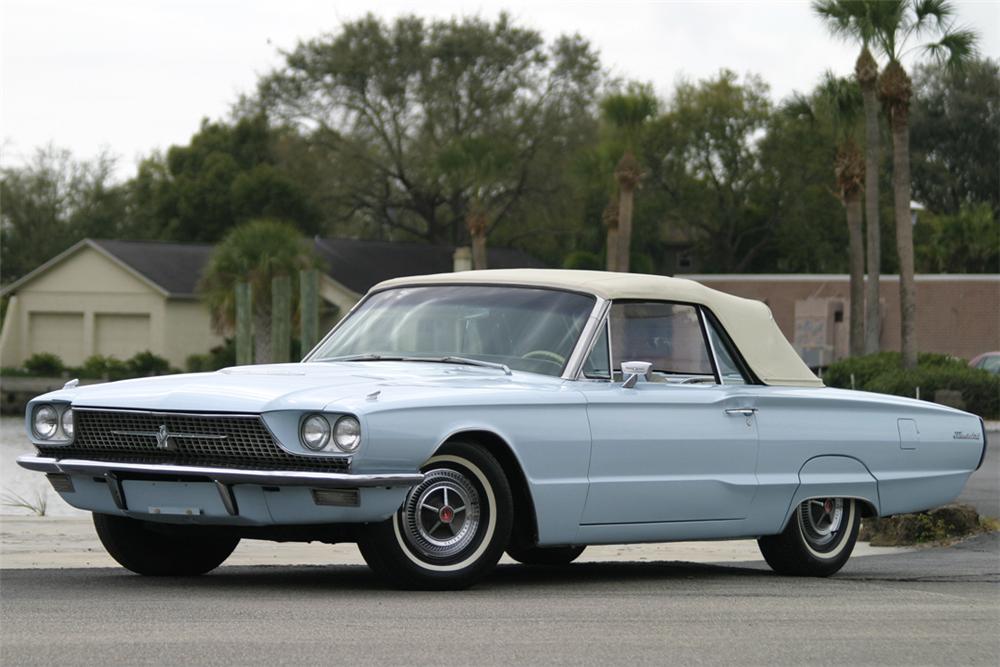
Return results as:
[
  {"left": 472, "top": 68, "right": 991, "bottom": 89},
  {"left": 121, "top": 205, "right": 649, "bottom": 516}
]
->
[{"left": 441, "top": 430, "right": 537, "bottom": 548}]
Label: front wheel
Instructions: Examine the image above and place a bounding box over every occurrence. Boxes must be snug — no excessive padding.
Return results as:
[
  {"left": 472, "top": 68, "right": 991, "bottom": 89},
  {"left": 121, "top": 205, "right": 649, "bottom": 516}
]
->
[
  {"left": 93, "top": 513, "right": 240, "bottom": 576},
  {"left": 358, "top": 442, "right": 513, "bottom": 590},
  {"left": 758, "top": 497, "right": 860, "bottom": 577}
]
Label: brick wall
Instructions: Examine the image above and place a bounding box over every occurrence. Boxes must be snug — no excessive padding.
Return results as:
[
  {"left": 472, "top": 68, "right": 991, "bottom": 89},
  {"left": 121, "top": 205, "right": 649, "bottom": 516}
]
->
[{"left": 680, "top": 275, "right": 1000, "bottom": 361}]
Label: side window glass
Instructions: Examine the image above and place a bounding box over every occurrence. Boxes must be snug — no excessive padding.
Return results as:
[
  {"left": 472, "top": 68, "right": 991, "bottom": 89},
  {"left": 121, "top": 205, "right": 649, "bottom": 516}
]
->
[
  {"left": 706, "top": 316, "right": 748, "bottom": 385},
  {"left": 582, "top": 324, "right": 611, "bottom": 380},
  {"left": 609, "top": 302, "right": 714, "bottom": 382}
]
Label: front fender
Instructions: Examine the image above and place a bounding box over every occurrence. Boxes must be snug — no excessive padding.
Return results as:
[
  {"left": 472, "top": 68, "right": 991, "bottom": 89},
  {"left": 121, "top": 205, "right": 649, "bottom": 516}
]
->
[{"left": 781, "top": 455, "right": 880, "bottom": 530}]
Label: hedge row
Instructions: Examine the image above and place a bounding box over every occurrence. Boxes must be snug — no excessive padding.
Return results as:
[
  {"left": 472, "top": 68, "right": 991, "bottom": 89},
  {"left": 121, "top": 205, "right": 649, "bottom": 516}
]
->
[
  {"left": 824, "top": 352, "right": 999, "bottom": 419},
  {"left": 7, "top": 351, "right": 178, "bottom": 382}
]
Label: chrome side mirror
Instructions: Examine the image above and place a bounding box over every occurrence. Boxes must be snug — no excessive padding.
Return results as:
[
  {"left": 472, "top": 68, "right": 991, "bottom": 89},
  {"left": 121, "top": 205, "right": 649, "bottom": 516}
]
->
[{"left": 621, "top": 361, "right": 652, "bottom": 388}]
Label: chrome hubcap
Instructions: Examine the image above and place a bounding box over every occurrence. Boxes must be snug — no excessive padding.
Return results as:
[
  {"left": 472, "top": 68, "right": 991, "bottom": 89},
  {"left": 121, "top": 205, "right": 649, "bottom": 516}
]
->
[
  {"left": 799, "top": 497, "right": 844, "bottom": 547},
  {"left": 402, "top": 468, "right": 481, "bottom": 559}
]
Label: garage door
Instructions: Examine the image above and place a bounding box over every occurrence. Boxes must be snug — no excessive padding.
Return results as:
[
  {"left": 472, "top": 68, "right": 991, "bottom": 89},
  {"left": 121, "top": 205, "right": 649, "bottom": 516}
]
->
[
  {"left": 95, "top": 314, "right": 151, "bottom": 359},
  {"left": 28, "top": 312, "right": 85, "bottom": 365}
]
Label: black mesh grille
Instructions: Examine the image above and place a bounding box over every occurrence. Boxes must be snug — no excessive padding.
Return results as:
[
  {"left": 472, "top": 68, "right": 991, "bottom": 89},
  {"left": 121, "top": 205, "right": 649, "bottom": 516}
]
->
[{"left": 38, "top": 409, "right": 349, "bottom": 472}]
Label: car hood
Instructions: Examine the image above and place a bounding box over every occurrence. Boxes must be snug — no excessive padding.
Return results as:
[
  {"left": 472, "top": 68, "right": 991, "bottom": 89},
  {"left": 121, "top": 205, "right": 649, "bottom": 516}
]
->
[{"left": 57, "top": 361, "right": 560, "bottom": 413}]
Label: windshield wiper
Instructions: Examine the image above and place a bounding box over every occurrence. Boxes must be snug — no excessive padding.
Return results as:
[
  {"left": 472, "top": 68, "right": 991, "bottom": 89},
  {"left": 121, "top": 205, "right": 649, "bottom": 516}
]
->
[
  {"left": 435, "top": 356, "right": 513, "bottom": 376},
  {"left": 317, "top": 353, "right": 406, "bottom": 362},
  {"left": 317, "top": 353, "right": 512, "bottom": 376}
]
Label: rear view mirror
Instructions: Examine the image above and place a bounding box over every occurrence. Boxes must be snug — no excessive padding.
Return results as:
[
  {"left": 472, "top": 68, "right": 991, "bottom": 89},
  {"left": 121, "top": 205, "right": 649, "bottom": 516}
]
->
[{"left": 621, "top": 361, "right": 652, "bottom": 388}]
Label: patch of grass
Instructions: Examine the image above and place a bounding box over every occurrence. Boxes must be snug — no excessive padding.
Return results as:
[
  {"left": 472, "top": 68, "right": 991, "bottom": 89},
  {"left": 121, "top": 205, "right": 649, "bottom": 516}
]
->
[
  {"left": 1, "top": 489, "right": 48, "bottom": 516},
  {"left": 860, "top": 503, "right": 992, "bottom": 546}
]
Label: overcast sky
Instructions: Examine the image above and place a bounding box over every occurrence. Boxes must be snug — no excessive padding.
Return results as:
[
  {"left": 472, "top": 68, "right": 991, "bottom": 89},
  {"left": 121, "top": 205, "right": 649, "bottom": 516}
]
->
[{"left": 2, "top": 0, "right": 997, "bottom": 178}]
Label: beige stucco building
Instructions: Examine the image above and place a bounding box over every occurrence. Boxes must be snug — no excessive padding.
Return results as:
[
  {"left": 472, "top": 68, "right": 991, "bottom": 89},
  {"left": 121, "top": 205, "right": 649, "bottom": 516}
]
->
[
  {"left": 0, "top": 240, "right": 224, "bottom": 369},
  {"left": 0, "top": 238, "right": 545, "bottom": 369}
]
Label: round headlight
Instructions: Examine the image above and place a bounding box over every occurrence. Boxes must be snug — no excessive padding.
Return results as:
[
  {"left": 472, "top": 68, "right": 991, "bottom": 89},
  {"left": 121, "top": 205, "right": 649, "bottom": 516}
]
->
[
  {"left": 33, "top": 405, "right": 59, "bottom": 440},
  {"left": 300, "top": 414, "right": 331, "bottom": 451},
  {"left": 61, "top": 408, "right": 74, "bottom": 438},
  {"left": 333, "top": 416, "right": 361, "bottom": 452}
]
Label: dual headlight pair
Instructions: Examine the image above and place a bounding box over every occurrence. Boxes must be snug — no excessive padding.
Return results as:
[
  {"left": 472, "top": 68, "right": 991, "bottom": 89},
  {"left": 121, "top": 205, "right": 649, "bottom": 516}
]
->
[
  {"left": 33, "top": 404, "right": 73, "bottom": 442},
  {"left": 301, "top": 414, "right": 360, "bottom": 453}
]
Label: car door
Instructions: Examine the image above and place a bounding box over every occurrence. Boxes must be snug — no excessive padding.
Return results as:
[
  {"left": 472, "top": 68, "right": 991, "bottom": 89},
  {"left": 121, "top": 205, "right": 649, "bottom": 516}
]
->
[{"left": 577, "top": 301, "right": 759, "bottom": 525}]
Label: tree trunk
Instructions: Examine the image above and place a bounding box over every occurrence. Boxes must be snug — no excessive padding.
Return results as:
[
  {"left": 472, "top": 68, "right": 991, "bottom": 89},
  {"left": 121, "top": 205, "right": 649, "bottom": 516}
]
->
[
  {"left": 891, "top": 118, "right": 918, "bottom": 369},
  {"left": 616, "top": 185, "right": 634, "bottom": 273},
  {"left": 861, "top": 85, "right": 882, "bottom": 355},
  {"left": 254, "top": 307, "right": 271, "bottom": 365},
  {"left": 604, "top": 199, "right": 618, "bottom": 272},
  {"left": 856, "top": 48, "right": 881, "bottom": 355},
  {"left": 845, "top": 189, "right": 865, "bottom": 357},
  {"left": 472, "top": 232, "right": 487, "bottom": 270},
  {"left": 614, "top": 152, "right": 641, "bottom": 273},
  {"left": 467, "top": 201, "right": 488, "bottom": 270}
]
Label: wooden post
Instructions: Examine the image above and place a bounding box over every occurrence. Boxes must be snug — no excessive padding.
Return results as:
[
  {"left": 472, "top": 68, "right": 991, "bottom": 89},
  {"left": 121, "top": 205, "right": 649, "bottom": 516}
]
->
[
  {"left": 235, "top": 282, "right": 253, "bottom": 365},
  {"left": 271, "top": 275, "right": 291, "bottom": 363},
  {"left": 300, "top": 268, "right": 319, "bottom": 354}
]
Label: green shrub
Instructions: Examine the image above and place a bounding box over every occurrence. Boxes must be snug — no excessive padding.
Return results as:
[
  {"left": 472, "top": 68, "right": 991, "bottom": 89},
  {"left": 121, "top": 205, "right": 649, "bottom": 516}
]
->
[
  {"left": 76, "top": 355, "right": 131, "bottom": 381},
  {"left": 866, "top": 365, "right": 999, "bottom": 419},
  {"left": 186, "top": 338, "right": 236, "bottom": 373},
  {"left": 562, "top": 251, "right": 602, "bottom": 271},
  {"left": 823, "top": 351, "right": 964, "bottom": 389},
  {"left": 824, "top": 352, "right": 998, "bottom": 419},
  {"left": 23, "top": 352, "right": 65, "bottom": 376},
  {"left": 127, "top": 351, "right": 173, "bottom": 376}
]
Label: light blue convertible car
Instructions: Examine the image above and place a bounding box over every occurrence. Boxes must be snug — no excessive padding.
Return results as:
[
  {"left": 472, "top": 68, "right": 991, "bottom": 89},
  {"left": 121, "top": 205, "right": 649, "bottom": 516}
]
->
[{"left": 18, "top": 270, "right": 988, "bottom": 589}]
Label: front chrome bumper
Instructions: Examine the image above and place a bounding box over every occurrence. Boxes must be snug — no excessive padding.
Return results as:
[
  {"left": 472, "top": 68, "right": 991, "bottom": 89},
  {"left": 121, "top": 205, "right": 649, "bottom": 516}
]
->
[{"left": 17, "top": 455, "right": 424, "bottom": 517}]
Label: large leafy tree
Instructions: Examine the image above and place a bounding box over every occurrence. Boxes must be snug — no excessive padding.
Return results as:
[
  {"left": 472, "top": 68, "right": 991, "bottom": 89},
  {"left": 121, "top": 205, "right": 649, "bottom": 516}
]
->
[
  {"left": 258, "top": 13, "right": 601, "bottom": 248},
  {"left": 644, "top": 71, "right": 773, "bottom": 272},
  {"left": 815, "top": 0, "right": 978, "bottom": 369},
  {"left": 1, "top": 146, "right": 126, "bottom": 284},
  {"left": 129, "top": 114, "right": 320, "bottom": 242},
  {"left": 910, "top": 57, "right": 999, "bottom": 216},
  {"left": 198, "top": 219, "right": 316, "bottom": 364}
]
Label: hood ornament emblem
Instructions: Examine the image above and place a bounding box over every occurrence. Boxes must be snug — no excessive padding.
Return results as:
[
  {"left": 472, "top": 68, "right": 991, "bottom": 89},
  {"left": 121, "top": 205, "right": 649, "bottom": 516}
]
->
[{"left": 155, "top": 424, "right": 172, "bottom": 449}]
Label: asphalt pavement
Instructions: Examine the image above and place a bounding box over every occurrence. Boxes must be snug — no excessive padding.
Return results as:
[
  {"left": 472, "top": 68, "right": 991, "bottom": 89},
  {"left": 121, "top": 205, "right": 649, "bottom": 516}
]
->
[
  {"left": 960, "top": 433, "right": 999, "bottom": 518},
  {"left": 2, "top": 533, "right": 997, "bottom": 666}
]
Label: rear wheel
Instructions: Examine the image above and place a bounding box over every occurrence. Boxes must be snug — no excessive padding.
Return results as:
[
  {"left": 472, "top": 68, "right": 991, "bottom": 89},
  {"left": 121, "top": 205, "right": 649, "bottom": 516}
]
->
[
  {"left": 506, "top": 543, "right": 585, "bottom": 566},
  {"left": 358, "top": 442, "right": 512, "bottom": 590},
  {"left": 758, "top": 497, "right": 860, "bottom": 577},
  {"left": 93, "top": 513, "right": 239, "bottom": 576}
]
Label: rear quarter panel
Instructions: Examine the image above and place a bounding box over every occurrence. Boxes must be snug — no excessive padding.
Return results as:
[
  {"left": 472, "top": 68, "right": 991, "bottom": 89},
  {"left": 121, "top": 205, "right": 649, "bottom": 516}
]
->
[{"left": 751, "top": 386, "right": 984, "bottom": 530}]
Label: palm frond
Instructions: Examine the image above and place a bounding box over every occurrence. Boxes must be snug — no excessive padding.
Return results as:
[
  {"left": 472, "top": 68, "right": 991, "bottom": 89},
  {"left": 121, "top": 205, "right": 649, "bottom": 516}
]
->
[
  {"left": 913, "top": 0, "right": 953, "bottom": 29},
  {"left": 781, "top": 93, "right": 815, "bottom": 121},
  {"left": 924, "top": 28, "right": 980, "bottom": 68}
]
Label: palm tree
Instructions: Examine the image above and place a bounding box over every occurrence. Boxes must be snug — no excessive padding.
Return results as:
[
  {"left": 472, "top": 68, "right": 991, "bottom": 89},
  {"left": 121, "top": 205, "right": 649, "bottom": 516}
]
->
[
  {"left": 437, "top": 137, "right": 517, "bottom": 270},
  {"left": 600, "top": 84, "right": 658, "bottom": 272},
  {"left": 199, "top": 219, "right": 315, "bottom": 364},
  {"left": 809, "top": 75, "right": 868, "bottom": 357},
  {"left": 815, "top": 0, "right": 978, "bottom": 369},
  {"left": 813, "top": 1, "right": 884, "bottom": 355}
]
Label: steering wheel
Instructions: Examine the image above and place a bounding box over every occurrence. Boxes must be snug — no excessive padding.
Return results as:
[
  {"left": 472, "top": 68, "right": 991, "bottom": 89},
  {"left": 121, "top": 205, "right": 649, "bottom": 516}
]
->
[{"left": 520, "top": 350, "right": 567, "bottom": 366}]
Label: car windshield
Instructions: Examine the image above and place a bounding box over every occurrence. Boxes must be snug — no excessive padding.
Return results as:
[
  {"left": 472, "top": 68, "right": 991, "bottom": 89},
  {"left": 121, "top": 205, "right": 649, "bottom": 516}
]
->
[{"left": 308, "top": 285, "right": 595, "bottom": 377}]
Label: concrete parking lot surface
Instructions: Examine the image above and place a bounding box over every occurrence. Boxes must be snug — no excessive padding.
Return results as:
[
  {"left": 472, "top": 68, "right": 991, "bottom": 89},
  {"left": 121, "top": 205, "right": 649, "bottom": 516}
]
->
[{"left": 2, "top": 533, "right": 997, "bottom": 666}]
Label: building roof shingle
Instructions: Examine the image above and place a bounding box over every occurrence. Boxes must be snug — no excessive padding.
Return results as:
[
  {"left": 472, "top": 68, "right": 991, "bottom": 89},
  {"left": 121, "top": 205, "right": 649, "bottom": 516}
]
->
[{"left": 4, "top": 237, "right": 546, "bottom": 299}]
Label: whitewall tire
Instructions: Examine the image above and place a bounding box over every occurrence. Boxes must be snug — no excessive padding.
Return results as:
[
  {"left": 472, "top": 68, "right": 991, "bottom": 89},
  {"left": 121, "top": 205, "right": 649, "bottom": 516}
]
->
[
  {"left": 358, "top": 442, "right": 513, "bottom": 590},
  {"left": 758, "top": 497, "right": 860, "bottom": 577}
]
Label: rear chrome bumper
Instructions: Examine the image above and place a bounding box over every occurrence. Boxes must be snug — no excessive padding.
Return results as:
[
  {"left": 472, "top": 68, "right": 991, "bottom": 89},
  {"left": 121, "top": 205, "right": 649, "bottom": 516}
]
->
[{"left": 17, "top": 455, "right": 424, "bottom": 489}]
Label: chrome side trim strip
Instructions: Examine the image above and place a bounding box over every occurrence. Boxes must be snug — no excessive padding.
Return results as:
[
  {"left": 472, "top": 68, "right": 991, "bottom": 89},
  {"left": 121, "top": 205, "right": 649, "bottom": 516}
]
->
[{"left": 16, "top": 455, "right": 423, "bottom": 489}]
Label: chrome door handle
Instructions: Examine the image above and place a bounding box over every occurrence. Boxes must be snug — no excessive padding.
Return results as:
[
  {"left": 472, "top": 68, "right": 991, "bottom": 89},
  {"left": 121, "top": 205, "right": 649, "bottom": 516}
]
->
[{"left": 725, "top": 408, "right": 757, "bottom": 416}]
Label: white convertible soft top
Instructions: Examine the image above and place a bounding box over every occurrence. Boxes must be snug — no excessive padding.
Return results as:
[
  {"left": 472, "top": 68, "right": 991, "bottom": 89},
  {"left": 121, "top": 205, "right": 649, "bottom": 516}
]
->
[{"left": 374, "top": 269, "right": 823, "bottom": 388}]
